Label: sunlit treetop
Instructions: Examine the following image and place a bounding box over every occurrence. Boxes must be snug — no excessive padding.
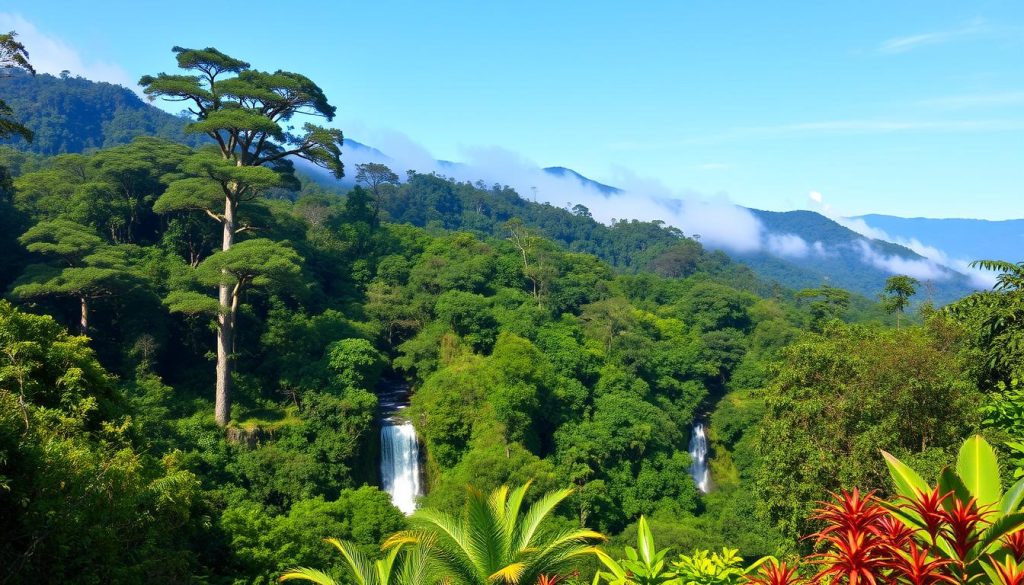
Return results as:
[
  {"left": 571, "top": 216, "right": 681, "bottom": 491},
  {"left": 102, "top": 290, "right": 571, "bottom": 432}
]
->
[{"left": 139, "top": 46, "right": 343, "bottom": 179}]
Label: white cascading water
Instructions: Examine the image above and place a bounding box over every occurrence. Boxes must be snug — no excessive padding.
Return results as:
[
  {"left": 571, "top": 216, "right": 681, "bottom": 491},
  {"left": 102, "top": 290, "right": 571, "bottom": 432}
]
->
[
  {"left": 689, "top": 422, "right": 710, "bottom": 493},
  {"left": 378, "top": 382, "right": 422, "bottom": 515},
  {"left": 380, "top": 422, "right": 421, "bottom": 515}
]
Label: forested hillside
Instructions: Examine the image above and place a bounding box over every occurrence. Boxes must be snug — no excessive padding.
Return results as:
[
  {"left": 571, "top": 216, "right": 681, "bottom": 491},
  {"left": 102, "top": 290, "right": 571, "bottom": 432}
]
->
[
  {"left": 736, "top": 209, "right": 973, "bottom": 304},
  {"left": 0, "top": 70, "right": 204, "bottom": 154},
  {"left": 0, "top": 71, "right": 979, "bottom": 303},
  {"left": 0, "top": 39, "right": 1022, "bottom": 585}
]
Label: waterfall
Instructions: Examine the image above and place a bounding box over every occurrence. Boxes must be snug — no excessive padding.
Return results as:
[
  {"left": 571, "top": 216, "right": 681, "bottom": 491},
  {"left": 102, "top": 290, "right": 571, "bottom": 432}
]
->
[
  {"left": 380, "top": 422, "right": 421, "bottom": 515},
  {"left": 378, "top": 381, "right": 423, "bottom": 515},
  {"left": 689, "top": 422, "right": 710, "bottom": 493}
]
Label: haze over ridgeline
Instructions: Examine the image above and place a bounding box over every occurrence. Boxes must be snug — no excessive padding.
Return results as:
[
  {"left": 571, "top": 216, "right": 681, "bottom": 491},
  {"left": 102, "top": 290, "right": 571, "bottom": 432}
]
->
[
  {"left": 3, "top": 2, "right": 1021, "bottom": 299},
  {"left": 0, "top": 69, "right": 1003, "bottom": 302},
  {"left": 2, "top": 2, "right": 1022, "bottom": 220}
]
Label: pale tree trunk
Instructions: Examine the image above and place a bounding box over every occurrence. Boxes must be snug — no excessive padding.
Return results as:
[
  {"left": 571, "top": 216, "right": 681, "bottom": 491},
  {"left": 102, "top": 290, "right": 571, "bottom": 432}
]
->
[
  {"left": 215, "top": 197, "right": 236, "bottom": 427},
  {"left": 79, "top": 296, "right": 89, "bottom": 335}
]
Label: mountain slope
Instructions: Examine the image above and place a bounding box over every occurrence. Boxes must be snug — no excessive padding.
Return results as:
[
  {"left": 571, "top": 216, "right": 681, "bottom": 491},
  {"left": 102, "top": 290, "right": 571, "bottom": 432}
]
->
[
  {"left": 0, "top": 71, "right": 206, "bottom": 155},
  {"left": 542, "top": 166, "right": 623, "bottom": 194},
  {"left": 0, "top": 72, "right": 980, "bottom": 303},
  {"left": 737, "top": 210, "right": 973, "bottom": 303},
  {"left": 857, "top": 214, "right": 1024, "bottom": 265}
]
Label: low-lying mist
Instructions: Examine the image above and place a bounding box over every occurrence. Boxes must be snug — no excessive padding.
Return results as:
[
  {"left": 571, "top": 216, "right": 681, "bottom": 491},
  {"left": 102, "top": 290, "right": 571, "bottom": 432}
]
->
[{"left": 321, "top": 129, "right": 988, "bottom": 290}]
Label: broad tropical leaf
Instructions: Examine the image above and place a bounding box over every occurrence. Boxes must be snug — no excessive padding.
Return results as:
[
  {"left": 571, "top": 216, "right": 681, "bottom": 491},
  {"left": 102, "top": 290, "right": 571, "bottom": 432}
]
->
[{"left": 958, "top": 435, "right": 1002, "bottom": 514}]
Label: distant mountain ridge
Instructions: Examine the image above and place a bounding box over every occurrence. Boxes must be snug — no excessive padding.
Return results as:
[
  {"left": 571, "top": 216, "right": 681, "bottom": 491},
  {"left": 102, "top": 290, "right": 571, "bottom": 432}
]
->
[
  {"left": 855, "top": 214, "right": 1024, "bottom": 265},
  {"left": 738, "top": 209, "right": 970, "bottom": 303},
  {"left": 542, "top": 166, "right": 623, "bottom": 194},
  {"left": 0, "top": 72, "right": 980, "bottom": 302}
]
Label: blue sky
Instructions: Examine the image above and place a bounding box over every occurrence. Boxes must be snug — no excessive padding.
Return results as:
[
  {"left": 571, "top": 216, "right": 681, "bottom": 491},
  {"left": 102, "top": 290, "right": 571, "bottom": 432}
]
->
[{"left": 2, "top": 1, "right": 1022, "bottom": 219}]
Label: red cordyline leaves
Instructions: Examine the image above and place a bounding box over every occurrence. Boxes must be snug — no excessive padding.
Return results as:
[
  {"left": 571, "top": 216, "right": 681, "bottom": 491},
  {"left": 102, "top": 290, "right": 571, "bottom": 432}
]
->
[
  {"left": 881, "top": 541, "right": 958, "bottom": 585},
  {"left": 874, "top": 514, "right": 915, "bottom": 549},
  {"left": 809, "top": 489, "right": 890, "bottom": 585},
  {"left": 991, "top": 556, "right": 1024, "bottom": 585},
  {"left": 900, "top": 487, "right": 951, "bottom": 545},
  {"left": 813, "top": 489, "right": 889, "bottom": 538},
  {"left": 537, "top": 575, "right": 562, "bottom": 585},
  {"left": 798, "top": 488, "right": 994, "bottom": 585},
  {"left": 941, "top": 496, "right": 987, "bottom": 562},
  {"left": 1003, "top": 531, "right": 1024, "bottom": 562},
  {"left": 746, "top": 561, "right": 807, "bottom": 585}
]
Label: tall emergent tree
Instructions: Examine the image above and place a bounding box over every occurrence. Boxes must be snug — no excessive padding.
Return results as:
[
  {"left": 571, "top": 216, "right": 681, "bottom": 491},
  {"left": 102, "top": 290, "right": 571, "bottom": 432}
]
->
[
  {"left": 140, "top": 47, "right": 344, "bottom": 426},
  {"left": 355, "top": 162, "right": 399, "bottom": 222},
  {"left": 0, "top": 30, "right": 34, "bottom": 141},
  {"left": 881, "top": 274, "right": 919, "bottom": 329}
]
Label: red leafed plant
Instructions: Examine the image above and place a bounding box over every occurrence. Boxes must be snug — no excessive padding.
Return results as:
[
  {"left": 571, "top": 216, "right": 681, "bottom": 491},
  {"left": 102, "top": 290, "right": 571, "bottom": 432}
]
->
[
  {"left": 991, "top": 556, "right": 1024, "bottom": 585},
  {"left": 740, "top": 437, "right": 1024, "bottom": 585},
  {"left": 746, "top": 561, "right": 807, "bottom": 585},
  {"left": 873, "top": 513, "right": 915, "bottom": 549},
  {"left": 940, "top": 496, "right": 988, "bottom": 561},
  {"left": 808, "top": 489, "right": 890, "bottom": 585},
  {"left": 881, "top": 540, "right": 957, "bottom": 585},
  {"left": 1003, "top": 531, "right": 1024, "bottom": 562},
  {"left": 898, "top": 486, "right": 951, "bottom": 545},
  {"left": 537, "top": 575, "right": 563, "bottom": 585}
]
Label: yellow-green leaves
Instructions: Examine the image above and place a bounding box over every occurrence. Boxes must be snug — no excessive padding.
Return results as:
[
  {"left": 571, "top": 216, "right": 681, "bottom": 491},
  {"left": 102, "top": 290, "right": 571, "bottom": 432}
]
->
[
  {"left": 1001, "top": 476, "right": 1024, "bottom": 516},
  {"left": 881, "top": 450, "right": 930, "bottom": 500},
  {"left": 957, "top": 435, "right": 1001, "bottom": 513}
]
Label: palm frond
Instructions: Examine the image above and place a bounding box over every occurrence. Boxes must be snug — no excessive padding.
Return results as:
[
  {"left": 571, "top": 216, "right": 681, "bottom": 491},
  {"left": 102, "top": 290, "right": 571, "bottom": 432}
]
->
[
  {"left": 514, "top": 487, "right": 574, "bottom": 552},
  {"left": 325, "top": 537, "right": 376, "bottom": 585},
  {"left": 404, "top": 515, "right": 480, "bottom": 585},
  {"left": 279, "top": 567, "right": 339, "bottom": 585},
  {"left": 397, "top": 544, "right": 432, "bottom": 585},
  {"left": 488, "top": 561, "right": 527, "bottom": 584},
  {"left": 467, "top": 486, "right": 505, "bottom": 575}
]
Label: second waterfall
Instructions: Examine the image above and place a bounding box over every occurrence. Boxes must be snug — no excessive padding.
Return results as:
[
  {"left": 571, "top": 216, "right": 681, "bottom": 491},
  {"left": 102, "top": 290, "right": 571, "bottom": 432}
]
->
[
  {"left": 378, "top": 382, "right": 423, "bottom": 515},
  {"left": 689, "top": 422, "right": 710, "bottom": 493}
]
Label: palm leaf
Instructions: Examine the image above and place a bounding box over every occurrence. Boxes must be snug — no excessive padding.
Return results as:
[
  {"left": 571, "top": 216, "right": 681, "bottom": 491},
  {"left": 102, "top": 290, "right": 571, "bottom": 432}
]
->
[
  {"left": 1002, "top": 476, "right": 1024, "bottom": 516},
  {"left": 938, "top": 466, "right": 972, "bottom": 511},
  {"left": 489, "top": 561, "right": 527, "bottom": 584},
  {"left": 978, "top": 512, "right": 1024, "bottom": 553},
  {"left": 325, "top": 538, "right": 376, "bottom": 585},
  {"left": 467, "top": 486, "right": 505, "bottom": 576},
  {"left": 514, "top": 487, "right": 574, "bottom": 552},
  {"left": 279, "top": 567, "right": 339, "bottom": 585}
]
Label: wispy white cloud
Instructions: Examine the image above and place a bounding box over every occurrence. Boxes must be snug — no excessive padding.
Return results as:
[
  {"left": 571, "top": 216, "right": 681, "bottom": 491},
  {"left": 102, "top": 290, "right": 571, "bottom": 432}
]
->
[
  {"left": 878, "top": 18, "right": 988, "bottom": 54},
  {"left": 918, "top": 91, "right": 1024, "bottom": 110},
  {"left": 333, "top": 129, "right": 985, "bottom": 284},
  {"left": 822, "top": 202, "right": 996, "bottom": 288},
  {"left": 326, "top": 127, "right": 773, "bottom": 254},
  {"left": 808, "top": 191, "right": 994, "bottom": 288},
  {"left": 854, "top": 240, "right": 952, "bottom": 281},
  {"left": 766, "top": 233, "right": 819, "bottom": 258},
  {"left": 695, "top": 162, "right": 731, "bottom": 171},
  {"left": 0, "top": 13, "right": 136, "bottom": 91}
]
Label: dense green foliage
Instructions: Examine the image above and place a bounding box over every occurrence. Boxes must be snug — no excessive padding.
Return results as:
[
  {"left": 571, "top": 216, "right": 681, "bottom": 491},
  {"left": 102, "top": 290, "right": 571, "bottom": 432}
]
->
[
  {"left": 1, "top": 40, "right": 1021, "bottom": 585},
  {"left": 0, "top": 70, "right": 204, "bottom": 154},
  {"left": 0, "top": 32, "right": 35, "bottom": 142}
]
